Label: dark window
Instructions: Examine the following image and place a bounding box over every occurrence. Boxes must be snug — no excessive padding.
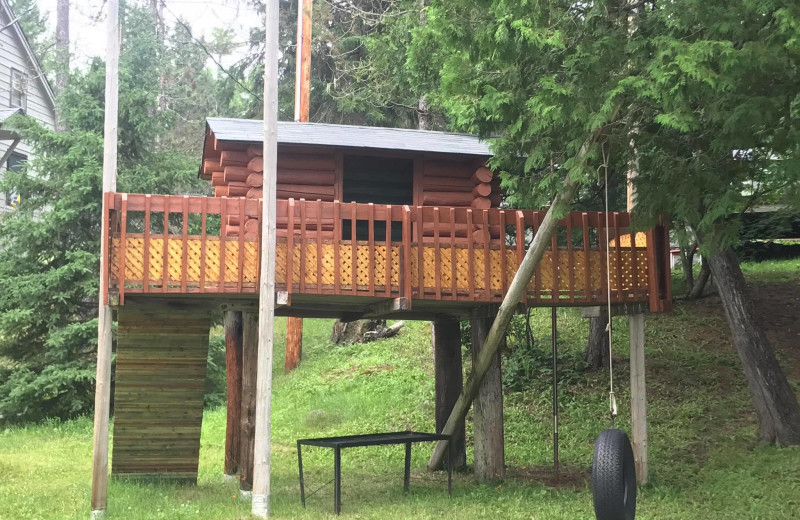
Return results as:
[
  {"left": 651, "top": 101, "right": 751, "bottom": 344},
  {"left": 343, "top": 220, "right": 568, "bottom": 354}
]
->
[
  {"left": 342, "top": 155, "right": 414, "bottom": 241},
  {"left": 9, "top": 69, "right": 28, "bottom": 111},
  {"left": 5, "top": 152, "right": 26, "bottom": 207}
]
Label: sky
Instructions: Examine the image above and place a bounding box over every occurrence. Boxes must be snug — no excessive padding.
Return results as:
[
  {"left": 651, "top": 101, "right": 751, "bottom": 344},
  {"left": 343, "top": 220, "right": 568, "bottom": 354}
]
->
[{"left": 35, "top": 0, "right": 261, "bottom": 66}]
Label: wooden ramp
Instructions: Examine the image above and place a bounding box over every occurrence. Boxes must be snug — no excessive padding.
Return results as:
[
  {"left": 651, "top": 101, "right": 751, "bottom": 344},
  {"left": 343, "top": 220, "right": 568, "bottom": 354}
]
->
[{"left": 111, "top": 300, "right": 212, "bottom": 482}]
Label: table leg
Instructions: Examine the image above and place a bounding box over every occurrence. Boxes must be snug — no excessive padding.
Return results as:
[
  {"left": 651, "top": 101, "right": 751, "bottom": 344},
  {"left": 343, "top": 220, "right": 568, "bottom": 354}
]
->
[
  {"left": 298, "top": 442, "right": 306, "bottom": 507},
  {"left": 404, "top": 442, "right": 412, "bottom": 493},
  {"left": 447, "top": 437, "right": 452, "bottom": 496},
  {"left": 334, "top": 447, "right": 342, "bottom": 515}
]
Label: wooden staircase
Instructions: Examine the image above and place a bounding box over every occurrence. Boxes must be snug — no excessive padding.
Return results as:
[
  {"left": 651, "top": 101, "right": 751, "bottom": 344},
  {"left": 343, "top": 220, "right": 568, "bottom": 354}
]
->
[{"left": 111, "top": 300, "right": 212, "bottom": 482}]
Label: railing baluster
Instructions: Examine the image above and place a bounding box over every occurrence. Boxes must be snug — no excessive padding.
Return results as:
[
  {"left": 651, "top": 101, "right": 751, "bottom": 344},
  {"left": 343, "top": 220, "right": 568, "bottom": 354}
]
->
[
  {"left": 581, "top": 212, "right": 591, "bottom": 303},
  {"left": 287, "top": 199, "right": 295, "bottom": 294},
  {"left": 416, "top": 206, "right": 424, "bottom": 299},
  {"left": 199, "top": 197, "right": 207, "bottom": 293},
  {"left": 237, "top": 197, "right": 246, "bottom": 293},
  {"left": 566, "top": 214, "right": 575, "bottom": 302},
  {"left": 450, "top": 208, "right": 457, "bottom": 301},
  {"left": 433, "top": 207, "right": 441, "bottom": 300},
  {"left": 143, "top": 195, "right": 151, "bottom": 292},
  {"left": 300, "top": 199, "right": 307, "bottom": 294},
  {"left": 551, "top": 219, "right": 559, "bottom": 303},
  {"left": 317, "top": 199, "right": 324, "bottom": 294},
  {"left": 333, "top": 201, "right": 340, "bottom": 293},
  {"left": 119, "top": 194, "right": 128, "bottom": 305},
  {"left": 368, "top": 203, "right": 375, "bottom": 296},
  {"left": 598, "top": 212, "right": 608, "bottom": 305},
  {"left": 613, "top": 212, "right": 624, "bottom": 302},
  {"left": 499, "top": 210, "right": 507, "bottom": 300},
  {"left": 515, "top": 210, "right": 525, "bottom": 304},
  {"left": 182, "top": 196, "right": 190, "bottom": 293},
  {"left": 163, "top": 195, "right": 170, "bottom": 293},
  {"left": 385, "top": 204, "right": 392, "bottom": 297},
  {"left": 402, "top": 205, "right": 412, "bottom": 303},
  {"left": 482, "top": 209, "right": 491, "bottom": 300},
  {"left": 467, "top": 208, "right": 474, "bottom": 300},
  {"left": 628, "top": 216, "right": 639, "bottom": 298},
  {"left": 219, "top": 197, "right": 227, "bottom": 292},
  {"left": 351, "top": 201, "right": 357, "bottom": 295}
]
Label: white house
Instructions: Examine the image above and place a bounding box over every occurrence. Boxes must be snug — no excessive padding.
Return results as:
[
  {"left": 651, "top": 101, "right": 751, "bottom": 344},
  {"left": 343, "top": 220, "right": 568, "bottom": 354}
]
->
[{"left": 0, "top": 0, "right": 56, "bottom": 213}]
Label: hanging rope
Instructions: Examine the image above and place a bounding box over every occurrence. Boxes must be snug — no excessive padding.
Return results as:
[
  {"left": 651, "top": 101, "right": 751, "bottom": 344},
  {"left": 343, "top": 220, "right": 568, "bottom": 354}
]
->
[{"left": 601, "top": 144, "right": 618, "bottom": 426}]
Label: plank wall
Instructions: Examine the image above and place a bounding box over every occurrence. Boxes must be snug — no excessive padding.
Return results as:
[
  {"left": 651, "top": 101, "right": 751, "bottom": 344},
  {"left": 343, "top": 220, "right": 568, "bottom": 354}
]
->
[{"left": 111, "top": 301, "right": 212, "bottom": 481}]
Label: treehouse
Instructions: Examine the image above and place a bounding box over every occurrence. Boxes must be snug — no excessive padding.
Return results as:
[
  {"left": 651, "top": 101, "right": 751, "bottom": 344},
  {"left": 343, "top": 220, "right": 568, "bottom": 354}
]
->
[
  {"left": 107, "top": 118, "right": 672, "bottom": 316},
  {"left": 103, "top": 118, "right": 672, "bottom": 487}
]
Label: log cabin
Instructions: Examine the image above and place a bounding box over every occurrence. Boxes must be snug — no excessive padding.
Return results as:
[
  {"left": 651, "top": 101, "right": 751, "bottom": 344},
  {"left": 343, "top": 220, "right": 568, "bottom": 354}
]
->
[{"left": 103, "top": 117, "right": 672, "bottom": 488}]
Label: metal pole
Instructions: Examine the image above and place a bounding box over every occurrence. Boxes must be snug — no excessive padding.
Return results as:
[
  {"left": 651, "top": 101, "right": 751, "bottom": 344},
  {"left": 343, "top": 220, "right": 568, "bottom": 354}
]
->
[
  {"left": 551, "top": 307, "right": 559, "bottom": 480},
  {"left": 251, "top": 0, "right": 279, "bottom": 516},
  {"left": 90, "top": 0, "right": 119, "bottom": 516}
]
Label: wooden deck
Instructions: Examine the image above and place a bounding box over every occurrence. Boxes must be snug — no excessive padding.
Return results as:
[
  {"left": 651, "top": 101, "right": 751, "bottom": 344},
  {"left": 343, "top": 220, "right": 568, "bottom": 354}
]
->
[{"left": 104, "top": 194, "right": 672, "bottom": 315}]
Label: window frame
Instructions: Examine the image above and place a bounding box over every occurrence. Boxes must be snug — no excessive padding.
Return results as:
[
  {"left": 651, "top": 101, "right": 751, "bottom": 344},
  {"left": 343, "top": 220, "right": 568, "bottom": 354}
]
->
[
  {"left": 5, "top": 152, "right": 27, "bottom": 207},
  {"left": 9, "top": 68, "right": 28, "bottom": 111}
]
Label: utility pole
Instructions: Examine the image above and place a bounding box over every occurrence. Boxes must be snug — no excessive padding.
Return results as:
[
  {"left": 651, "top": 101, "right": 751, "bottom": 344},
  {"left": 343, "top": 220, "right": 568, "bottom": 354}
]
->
[
  {"left": 251, "top": 0, "right": 279, "bottom": 516},
  {"left": 89, "top": 0, "right": 119, "bottom": 516},
  {"left": 285, "top": 0, "right": 313, "bottom": 372}
]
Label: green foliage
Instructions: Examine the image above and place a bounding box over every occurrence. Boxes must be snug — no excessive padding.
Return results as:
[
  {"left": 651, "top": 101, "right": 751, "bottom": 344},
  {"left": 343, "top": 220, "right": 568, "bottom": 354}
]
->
[{"left": 203, "top": 329, "right": 227, "bottom": 409}]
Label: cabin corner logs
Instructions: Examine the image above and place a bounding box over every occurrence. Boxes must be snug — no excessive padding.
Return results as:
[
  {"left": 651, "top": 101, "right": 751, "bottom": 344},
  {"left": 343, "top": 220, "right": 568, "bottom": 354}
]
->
[{"left": 200, "top": 140, "right": 503, "bottom": 240}]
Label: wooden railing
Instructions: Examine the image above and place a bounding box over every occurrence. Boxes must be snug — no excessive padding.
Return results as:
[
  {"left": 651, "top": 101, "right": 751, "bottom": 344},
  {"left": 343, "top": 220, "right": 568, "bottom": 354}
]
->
[{"left": 105, "top": 193, "right": 672, "bottom": 311}]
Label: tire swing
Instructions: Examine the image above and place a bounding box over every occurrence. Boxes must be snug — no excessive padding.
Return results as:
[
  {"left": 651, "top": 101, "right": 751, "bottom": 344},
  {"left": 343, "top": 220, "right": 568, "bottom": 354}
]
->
[{"left": 592, "top": 150, "right": 637, "bottom": 520}]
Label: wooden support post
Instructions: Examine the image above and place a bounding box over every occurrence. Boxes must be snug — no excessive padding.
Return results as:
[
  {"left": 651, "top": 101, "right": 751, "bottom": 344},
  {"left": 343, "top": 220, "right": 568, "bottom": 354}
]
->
[
  {"left": 224, "top": 310, "right": 244, "bottom": 479},
  {"left": 90, "top": 0, "right": 119, "bottom": 516},
  {"left": 252, "top": 0, "right": 279, "bottom": 513},
  {"left": 629, "top": 313, "right": 648, "bottom": 484},
  {"left": 470, "top": 316, "right": 505, "bottom": 482},
  {"left": 285, "top": 317, "right": 302, "bottom": 372},
  {"left": 240, "top": 310, "right": 258, "bottom": 494},
  {"left": 430, "top": 316, "right": 466, "bottom": 471}
]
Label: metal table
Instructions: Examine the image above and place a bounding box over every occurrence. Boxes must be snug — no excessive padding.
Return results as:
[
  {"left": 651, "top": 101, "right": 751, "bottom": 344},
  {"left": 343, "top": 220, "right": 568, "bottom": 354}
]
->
[{"left": 297, "top": 431, "right": 453, "bottom": 515}]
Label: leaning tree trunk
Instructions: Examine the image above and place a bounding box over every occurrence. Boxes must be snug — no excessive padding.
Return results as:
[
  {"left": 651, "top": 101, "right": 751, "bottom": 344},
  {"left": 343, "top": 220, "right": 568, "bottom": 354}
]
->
[
  {"left": 584, "top": 316, "right": 609, "bottom": 370},
  {"left": 706, "top": 247, "right": 800, "bottom": 445},
  {"left": 687, "top": 256, "right": 711, "bottom": 300}
]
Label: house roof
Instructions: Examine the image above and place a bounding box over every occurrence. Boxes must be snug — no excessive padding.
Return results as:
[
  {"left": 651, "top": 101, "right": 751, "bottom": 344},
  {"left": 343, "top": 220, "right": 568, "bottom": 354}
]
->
[
  {"left": 206, "top": 118, "right": 494, "bottom": 156},
  {"left": 0, "top": 0, "right": 56, "bottom": 110},
  {"left": 0, "top": 107, "right": 24, "bottom": 124}
]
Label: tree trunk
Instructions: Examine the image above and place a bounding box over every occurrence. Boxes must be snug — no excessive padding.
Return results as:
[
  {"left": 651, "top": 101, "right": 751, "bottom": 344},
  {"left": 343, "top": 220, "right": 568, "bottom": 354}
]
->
[
  {"left": 680, "top": 241, "right": 696, "bottom": 295},
  {"left": 431, "top": 316, "right": 466, "bottom": 471},
  {"left": 584, "top": 315, "right": 609, "bottom": 370},
  {"left": 224, "top": 310, "right": 243, "bottom": 478},
  {"left": 55, "top": 0, "right": 69, "bottom": 131},
  {"left": 705, "top": 247, "right": 800, "bottom": 445},
  {"left": 470, "top": 317, "right": 505, "bottom": 482},
  {"left": 331, "top": 319, "right": 386, "bottom": 345},
  {"left": 687, "top": 256, "right": 711, "bottom": 299}
]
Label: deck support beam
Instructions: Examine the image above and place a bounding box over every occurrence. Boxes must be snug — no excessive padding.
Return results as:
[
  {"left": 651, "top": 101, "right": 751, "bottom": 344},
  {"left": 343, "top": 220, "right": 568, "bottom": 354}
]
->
[
  {"left": 431, "top": 316, "right": 466, "bottom": 471},
  {"left": 629, "top": 313, "right": 648, "bottom": 484},
  {"left": 224, "top": 310, "right": 244, "bottom": 479},
  {"left": 470, "top": 316, "right": 505, "bottom": 482},
  {"left": 341, "top": 297, "right": 410, "bottom": 322}
]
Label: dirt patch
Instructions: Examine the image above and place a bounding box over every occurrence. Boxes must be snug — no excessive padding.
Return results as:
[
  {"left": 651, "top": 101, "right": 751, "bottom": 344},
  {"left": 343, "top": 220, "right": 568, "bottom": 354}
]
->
[
  {"left": 686, "top": 281, "right": 800, "bottom": 379},
  {"left": 506, "top": 464, "right": 589, "bottom": 490}
]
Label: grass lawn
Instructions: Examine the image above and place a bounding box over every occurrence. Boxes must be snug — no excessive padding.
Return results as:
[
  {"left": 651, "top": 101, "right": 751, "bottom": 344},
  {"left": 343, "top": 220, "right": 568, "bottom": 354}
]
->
[{"left": 1, "top": 259, "right": 800, "bottom": 519}]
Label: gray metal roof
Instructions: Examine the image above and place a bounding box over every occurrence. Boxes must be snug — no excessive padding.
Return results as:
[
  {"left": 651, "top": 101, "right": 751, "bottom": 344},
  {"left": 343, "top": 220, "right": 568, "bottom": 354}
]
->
[{"left": 206, "top": 118, "right": 493, "bottom": 156}]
